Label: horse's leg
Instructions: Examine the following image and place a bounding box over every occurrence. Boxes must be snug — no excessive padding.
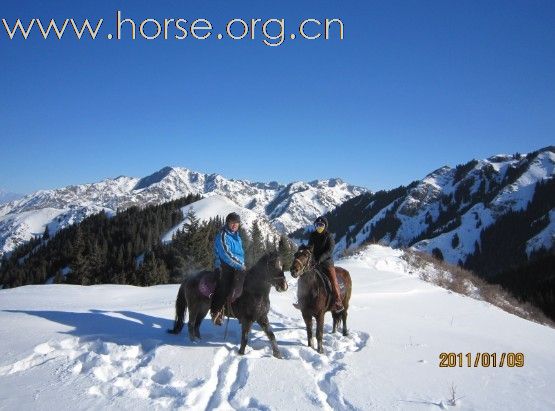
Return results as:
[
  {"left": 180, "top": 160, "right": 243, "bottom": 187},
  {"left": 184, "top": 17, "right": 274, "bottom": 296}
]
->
[
  {"left": 316, "top": 312, "right": 325, "bottom": 354},
  {"left": 257, "top": 315, "right": 281, "bottom": 359},
  {"left": 238, "top": 319, "right": 253, "bottom": 355},
  {"left": 342, "top": 310, "right": 348, "bottom": 337},
  {"left": 188, "top": 310, "right": 197, "bottom": 341},
  {"left": 332, "top": 313, "right": 339, "bottom": 333},
  {"left": 195, "top": 302, "right": 210, "bottom": 339},
  {"left": 194, "top": 308, "right": 205, "bottom": 339},
  {"left": 302, "top": 312, "right": 313, "bottom": 348}
]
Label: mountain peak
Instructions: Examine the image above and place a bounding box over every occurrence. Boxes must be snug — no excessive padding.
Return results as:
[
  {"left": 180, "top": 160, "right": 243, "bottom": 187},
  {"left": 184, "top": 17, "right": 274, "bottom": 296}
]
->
[
  {"left": 539, "top": 145, "right": 555, "bottom": 154},
  {"left": 0, "top": 166, "right": 363, "bottom": 256},
  {"left": 307, "top": 177, "right": 346, "bottom": 187},
  {"left": 133, "top": 166, "right": 178, "bottom": 190}
]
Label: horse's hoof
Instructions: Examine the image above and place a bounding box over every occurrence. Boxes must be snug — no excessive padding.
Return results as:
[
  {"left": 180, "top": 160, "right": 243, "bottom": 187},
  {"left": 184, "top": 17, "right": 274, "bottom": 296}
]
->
[
  {"left": 273, "top": 351, "right": 282, "bottom": 359},
  {"left": 343, "top": 331, "right": 349, "bottom": 337},
  {"left": 238, "top": 349, "right": 245, "bottom": 355},
  {"left": 317, "top": 347, "right": 324, "bottom": 354}
]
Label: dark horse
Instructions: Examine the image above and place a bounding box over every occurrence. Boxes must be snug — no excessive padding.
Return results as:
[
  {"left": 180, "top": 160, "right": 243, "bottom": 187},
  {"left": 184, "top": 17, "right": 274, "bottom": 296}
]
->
[
  {"left": 290, "top": 244, "right": 352, "bottom": 354},
  {"left": 168, "top": 252, "right": 288, "bottom": 358}
]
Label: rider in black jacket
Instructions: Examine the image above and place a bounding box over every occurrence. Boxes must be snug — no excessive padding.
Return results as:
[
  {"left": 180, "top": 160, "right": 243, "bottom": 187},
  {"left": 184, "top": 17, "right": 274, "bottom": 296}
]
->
[{"left": 308, "top": 216, "right": 344, "bottom": 313}]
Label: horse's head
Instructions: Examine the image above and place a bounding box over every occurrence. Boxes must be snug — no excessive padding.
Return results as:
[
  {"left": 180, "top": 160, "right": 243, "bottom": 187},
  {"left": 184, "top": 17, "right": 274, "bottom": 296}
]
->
[
  {"left": 259, "top": 252, "right": 288, "bottom": 292},
  {"left": 290, "top": 244, "right": 314, "bottom": 278}
]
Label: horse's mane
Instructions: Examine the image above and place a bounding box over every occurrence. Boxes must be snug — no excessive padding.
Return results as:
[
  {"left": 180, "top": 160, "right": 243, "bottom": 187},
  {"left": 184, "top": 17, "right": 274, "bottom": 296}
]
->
[
  {"left": 253, "top": 251, "right": 279, "bottom": 269},
  {"left": 243, "top": 251, "right": 280, "bottom": 290},
  {"left": 296, "top": 244, "right": 313, "bottom": 257}
]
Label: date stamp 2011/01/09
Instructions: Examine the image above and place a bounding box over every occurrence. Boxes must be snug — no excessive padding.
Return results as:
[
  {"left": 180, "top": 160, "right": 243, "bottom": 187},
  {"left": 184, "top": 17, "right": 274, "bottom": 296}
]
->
[{"left": 439, "top": 352, "right": 524, "bottom": 368}]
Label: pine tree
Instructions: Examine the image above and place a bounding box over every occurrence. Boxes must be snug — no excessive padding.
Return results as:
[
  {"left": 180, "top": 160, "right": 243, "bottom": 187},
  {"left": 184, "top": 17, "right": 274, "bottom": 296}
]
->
[
  {"left": 265, "top": 235, "right": 276, "bottom": 254},
  {"left": 278, "top": 234, "right": 294, "bottom": 269},
  {"left": 54, "top": 269, "right": 65, "bottom": 284},
  {"left": 249, "top": 221, "right": 264, "bottom": 265},
  {"left": 69, "top": 227, "right": 90, "bottom": 285},
  {"left": 239, "top": 226, "right": 253, "bottom": 267},
  {"left": 138, "top": 251, "right": 159, "bottom": 286},
  {"left": 451, "top": 233, "right": 460, "bottom": 249},
  {"left": 42, "top": 225, "right": 50, "bottom": 240},
  {"left": 432, "top": 247, "right": 444, "bottom": 261}
]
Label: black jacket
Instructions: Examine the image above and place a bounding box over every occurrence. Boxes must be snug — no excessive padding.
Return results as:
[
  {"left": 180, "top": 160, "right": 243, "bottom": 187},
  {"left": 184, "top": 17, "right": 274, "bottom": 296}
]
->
[{"left": 308, "top": 230, "right": 335, "bottom": 266}]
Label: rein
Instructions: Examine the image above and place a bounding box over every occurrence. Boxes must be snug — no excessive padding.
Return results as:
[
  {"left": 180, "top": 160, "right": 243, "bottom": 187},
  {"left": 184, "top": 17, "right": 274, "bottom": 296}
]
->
[
  {"left": 293, "top": 250, "right": 332, "bottom": 308},
  {"left": 266, "top": 256, "right": 286, "bottom": 284},
  {"left": 223, "top": 256, "right": 284, "bottom": 340},
  {"left": 293, "top": 249, "right": 315, "bottom": 276}
]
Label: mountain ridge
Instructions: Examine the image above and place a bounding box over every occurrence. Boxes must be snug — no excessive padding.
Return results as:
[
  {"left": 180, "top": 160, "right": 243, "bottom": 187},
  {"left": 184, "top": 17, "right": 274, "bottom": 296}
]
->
[
  {"left": 0, "top": 190, "right": 23, "bottom": 205},
  {"left": 296, "top": 146, "right": 555, "bottom": 273},
  {"left": 0, "top": 166, "right": 365, "bottom": 256}
]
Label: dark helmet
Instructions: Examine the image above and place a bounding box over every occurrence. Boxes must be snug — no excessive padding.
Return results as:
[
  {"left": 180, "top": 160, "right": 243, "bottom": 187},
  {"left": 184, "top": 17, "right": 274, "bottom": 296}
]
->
[
  {"left": 314, "top": 216, "right": 328, "bottom": 228},
  {"left": 226, "top": 212, "right": 241, "bottom": 224}
]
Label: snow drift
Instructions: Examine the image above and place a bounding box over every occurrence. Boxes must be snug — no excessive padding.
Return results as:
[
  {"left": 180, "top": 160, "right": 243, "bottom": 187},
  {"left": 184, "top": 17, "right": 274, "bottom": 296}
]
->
[{"left": 1, "top": 245, "right": 554, "bottom": 410}]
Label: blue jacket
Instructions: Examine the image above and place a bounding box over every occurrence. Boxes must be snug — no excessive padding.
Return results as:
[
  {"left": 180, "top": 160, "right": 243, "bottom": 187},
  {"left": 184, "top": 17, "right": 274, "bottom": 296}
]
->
[{"left": 214, "top": 227, "right": 245, "bottom": 270}]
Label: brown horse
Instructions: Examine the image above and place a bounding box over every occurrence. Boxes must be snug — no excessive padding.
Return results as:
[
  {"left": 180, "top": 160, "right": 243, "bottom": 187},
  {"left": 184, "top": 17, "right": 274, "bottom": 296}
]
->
[
  {"left": 290, "top": 244, "right": 352, "bottom": 354},
  {"left": 168, "top": 252, "right": 289, "bottom": 358}
]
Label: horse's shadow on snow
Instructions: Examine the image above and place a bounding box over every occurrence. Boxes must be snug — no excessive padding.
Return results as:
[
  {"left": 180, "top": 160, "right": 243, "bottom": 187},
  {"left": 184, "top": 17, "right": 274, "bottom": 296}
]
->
[{"left": 2, "top": 309, "right": 274, "bottom": 352}]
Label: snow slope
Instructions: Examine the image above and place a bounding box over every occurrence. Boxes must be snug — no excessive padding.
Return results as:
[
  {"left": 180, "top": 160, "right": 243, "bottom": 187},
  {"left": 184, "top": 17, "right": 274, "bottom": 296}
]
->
[
  {"left": 1, "top": 245, "right": 554, "bottom": 410},
  {"left": 526, "top": 209, "right": 555, "bottom": 256},
  {"left": 0, "top": 205, "right": 115, "bottom": 255},
  {"left": 329, "top": 147, "right": 555, "bottom": 266},
  {"left": 161, "top": 195, "right": 277, "bottom": 244}
]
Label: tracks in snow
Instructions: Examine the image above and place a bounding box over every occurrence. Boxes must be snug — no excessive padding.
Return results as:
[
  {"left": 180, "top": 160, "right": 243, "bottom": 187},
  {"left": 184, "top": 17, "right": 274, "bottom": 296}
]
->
[
  {"left": 184, "top": 345, "right": 267, "bottom": 410},
  {"left": 269, "top": 308, "right": 368, "bottom": 411},
  {"left": 0, "top": 308, "right": 368, "bottom": 410}
]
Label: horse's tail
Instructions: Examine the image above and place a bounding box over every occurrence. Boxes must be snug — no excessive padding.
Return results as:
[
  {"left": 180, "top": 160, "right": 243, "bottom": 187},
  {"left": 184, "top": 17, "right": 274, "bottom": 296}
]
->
[{"left": 167, "top": 282, "right": 187, "bottom": 334}]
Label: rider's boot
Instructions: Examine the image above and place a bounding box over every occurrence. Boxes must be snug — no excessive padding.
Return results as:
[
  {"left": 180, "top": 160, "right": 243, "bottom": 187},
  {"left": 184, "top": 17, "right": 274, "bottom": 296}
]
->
[{"left": 327, "top": 266, "right": 344, "bottom": 313}]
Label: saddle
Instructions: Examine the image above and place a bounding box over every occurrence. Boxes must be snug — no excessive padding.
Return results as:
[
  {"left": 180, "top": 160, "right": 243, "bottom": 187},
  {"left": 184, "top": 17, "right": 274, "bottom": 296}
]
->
[
  {"left": 313, "top": 266, "right": 347, "bottom": 307},
  {"left": 313, "top": 266, "right": 332, "bottom": 295},
  {"left": 198, "top": 271, "right": 218, "bottom": 299},
  {"left": 198, "top": 270, "right": 246, "bottom": 303}
]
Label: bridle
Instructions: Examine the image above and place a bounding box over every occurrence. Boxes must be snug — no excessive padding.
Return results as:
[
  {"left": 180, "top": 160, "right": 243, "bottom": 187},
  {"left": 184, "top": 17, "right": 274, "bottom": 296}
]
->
[
  {"left": 292, "top": 248, "right": 313, "bottom": 276},
  {"left": 292, "top": 248, "right": 330, "bottom": 306},
  {"left": 265, "top": 256, "right": 288, "bottom": 289}
]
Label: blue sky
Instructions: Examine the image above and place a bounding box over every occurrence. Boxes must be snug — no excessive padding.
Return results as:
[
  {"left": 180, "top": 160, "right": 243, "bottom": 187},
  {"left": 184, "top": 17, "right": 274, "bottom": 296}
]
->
[{"left": 1, "top": 0, "right": 554, "bottom": 194}]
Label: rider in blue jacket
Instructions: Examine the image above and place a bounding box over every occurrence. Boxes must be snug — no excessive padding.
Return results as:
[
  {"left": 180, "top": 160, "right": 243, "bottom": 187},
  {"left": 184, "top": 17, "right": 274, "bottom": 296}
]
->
[{"left": 210, "top": 212, "right": 246, "bottom": 325}]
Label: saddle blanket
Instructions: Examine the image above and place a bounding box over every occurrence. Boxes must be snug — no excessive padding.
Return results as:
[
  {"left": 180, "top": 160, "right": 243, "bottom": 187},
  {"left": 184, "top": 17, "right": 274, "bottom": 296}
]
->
[{"left": 198, "top": 271, "right": 245, "bottom": 302}]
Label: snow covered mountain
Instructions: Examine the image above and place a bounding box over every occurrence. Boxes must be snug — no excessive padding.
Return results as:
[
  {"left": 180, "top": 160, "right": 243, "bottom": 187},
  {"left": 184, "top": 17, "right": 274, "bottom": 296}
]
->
[
  {"left": 302, "top": 146, "right": 555, "bottom": 273},
  {"left": 161, "top": 195, "right": 278, "bottom": 244},
  {"left": 0, "top": 167, "right": 364, "bottom": 256},
  {"left": 0, "top": 190, "right": 22, "bottom": 205},
  {"left": 1, "top": 245, "right": 553, "bottom": 410}
]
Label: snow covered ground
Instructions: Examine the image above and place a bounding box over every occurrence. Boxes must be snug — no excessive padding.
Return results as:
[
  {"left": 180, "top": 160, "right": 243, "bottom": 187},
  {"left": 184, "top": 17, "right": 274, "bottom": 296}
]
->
[{"left": 1, "top": 245, "right": 554, "bottom": 410}]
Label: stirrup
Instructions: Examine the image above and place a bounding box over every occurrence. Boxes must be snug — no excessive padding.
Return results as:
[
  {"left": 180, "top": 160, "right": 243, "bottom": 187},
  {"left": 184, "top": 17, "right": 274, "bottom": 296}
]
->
[{"left": 211, "top": 310, "right": 224, "bottom": 326}]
